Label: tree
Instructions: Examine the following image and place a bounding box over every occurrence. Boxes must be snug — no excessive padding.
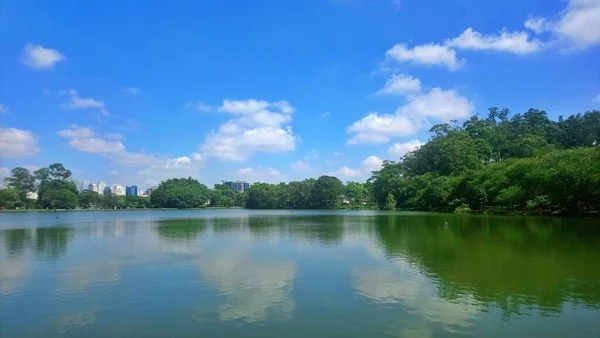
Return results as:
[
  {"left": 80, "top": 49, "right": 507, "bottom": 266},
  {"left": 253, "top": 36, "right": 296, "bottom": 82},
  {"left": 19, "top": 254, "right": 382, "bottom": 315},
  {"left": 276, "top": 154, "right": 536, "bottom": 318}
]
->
[
  {"left": 0, "top": 189, "right": 21, "bottom": 209},
  {"left": 150, "top": 177, "right": 210, "bottom": 208},
  {"left": 385, "top": 193, "right": 396, "bottom": 210},
  {"left": 78, "top": 190, "right": 102, "bottom": 209},
  {"left": 36, "top": 163, "right": 78, "bottom": 209},
  {"left": 311, "top": 176, "right": 344, "bottom": 209},
  {"left": 5, "top": 167, "right": 35, "bottom": 203}
]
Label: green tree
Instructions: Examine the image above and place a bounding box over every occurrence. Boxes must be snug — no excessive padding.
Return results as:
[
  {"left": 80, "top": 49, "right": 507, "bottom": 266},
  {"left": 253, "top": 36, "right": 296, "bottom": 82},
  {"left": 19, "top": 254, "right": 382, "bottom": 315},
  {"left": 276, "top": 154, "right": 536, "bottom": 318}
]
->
[
  {"left": 78, "top": 190, "right": 102, "bottom": 209},
  {"left": 5, "top": 167, "right": 35, "bottom": 203},
  {"left": 0, "top": 189, "right": 21, "bottom": 209},
  {"left": 385, "top": 193, "right": 396, "bottom": 210},
  {"left": 36, "top": 163, "right": 78, "bottom": 209},
  {"left": 150, "top": 177, "right": 210, "bottom": 208},
  {"left": 311, "top": 176, "right": 344, "bottom": 209}
]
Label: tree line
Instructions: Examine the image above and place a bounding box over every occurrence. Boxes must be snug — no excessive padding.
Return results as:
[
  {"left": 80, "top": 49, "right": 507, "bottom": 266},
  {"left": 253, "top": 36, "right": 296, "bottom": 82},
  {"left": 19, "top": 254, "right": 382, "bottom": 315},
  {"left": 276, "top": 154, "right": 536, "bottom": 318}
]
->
[
  {"left": 1, "top": 108, "right": 598, "bottom": 215},
  {"left": 0, "top": 165, "right": 247, "bottom": 210},
  {"left": 371, "top": 108, "right": 600, "bottom": 215}
]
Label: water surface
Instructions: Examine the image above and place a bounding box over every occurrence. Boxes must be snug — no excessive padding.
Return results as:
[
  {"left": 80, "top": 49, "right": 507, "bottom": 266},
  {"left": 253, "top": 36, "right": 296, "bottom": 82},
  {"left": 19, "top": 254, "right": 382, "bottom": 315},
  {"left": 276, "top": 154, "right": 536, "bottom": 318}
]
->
[{"left": 1, "top": 210, "right": 599, "bottom": 337}]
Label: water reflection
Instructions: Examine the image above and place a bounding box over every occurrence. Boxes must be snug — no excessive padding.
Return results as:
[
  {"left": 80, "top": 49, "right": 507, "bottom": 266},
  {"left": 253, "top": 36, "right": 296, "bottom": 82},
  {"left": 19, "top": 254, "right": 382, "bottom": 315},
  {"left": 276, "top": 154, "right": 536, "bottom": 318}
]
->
[
  {"left": 197, "top": 251, "right": 296, "bottom": 323},
  {"left": 372, "top": 214, "right": 600, "bottom": 316},
  {"left": 1, "top": 211, "right": 599, "bottom": 337},
  {"left": 157, "top": 219, "right": 208, "bottom": 241}
]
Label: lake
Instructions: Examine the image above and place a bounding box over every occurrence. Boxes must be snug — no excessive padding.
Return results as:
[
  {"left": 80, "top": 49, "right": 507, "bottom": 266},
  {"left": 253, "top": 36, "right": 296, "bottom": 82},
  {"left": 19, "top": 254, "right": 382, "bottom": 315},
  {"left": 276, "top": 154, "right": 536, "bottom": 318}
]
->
[{"left": 1, "top": 210, "right": 599, "bottom": 337}]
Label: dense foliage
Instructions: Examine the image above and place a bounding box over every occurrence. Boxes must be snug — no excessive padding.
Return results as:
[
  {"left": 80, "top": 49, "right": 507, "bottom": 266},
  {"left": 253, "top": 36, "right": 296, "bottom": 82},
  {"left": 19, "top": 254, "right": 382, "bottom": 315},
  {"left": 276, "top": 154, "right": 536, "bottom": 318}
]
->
[
  {"left": 371, "top": 109, "right": 600, "bottom": 215},
  {"left": 150, "top": 177, "right": 211, "bottom": 208},
  {"left": 244, "top": 177, "right": 373, "bottom": 209}
]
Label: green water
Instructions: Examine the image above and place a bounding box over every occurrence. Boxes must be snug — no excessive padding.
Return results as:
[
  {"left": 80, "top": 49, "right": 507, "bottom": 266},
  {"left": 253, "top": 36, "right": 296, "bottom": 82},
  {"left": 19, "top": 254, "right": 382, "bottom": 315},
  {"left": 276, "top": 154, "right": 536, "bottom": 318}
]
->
[{"left": 1, "top": 210, "right": 599, "bottom": 337}]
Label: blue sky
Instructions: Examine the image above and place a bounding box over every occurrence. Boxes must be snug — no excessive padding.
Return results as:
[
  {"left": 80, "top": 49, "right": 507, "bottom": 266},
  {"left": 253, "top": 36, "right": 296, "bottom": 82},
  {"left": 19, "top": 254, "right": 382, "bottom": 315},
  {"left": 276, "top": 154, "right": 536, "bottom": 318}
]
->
[{"left": 1, "top": 0, "right": 599, "bottom": 188}]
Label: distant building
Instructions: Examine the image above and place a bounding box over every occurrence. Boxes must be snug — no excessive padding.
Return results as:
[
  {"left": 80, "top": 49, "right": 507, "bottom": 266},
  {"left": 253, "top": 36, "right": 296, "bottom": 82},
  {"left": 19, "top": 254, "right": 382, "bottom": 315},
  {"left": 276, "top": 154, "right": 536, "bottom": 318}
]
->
[
  {"left": 146, "top": 187, "right": 156, "bottom": 195},
  {"left": 71, "top": 179, "right": 84, "bottom": 192},
  {"left": 26, "top": 191, "right": 38, "bottom": 200},
  {"left": 137, "top": 189, "right": 144, "bottom": 197},
  {"left": 111, "top": 184, "right": 126, "bottom": 196},
  {"left": 222, "top": 180, "right": 250, "bottom": 192},
  {"left": 98, "top": 181, "right": 106, "bottom": 195},
  {"left": 126, "top": 186, "right": 138, "bottom": 196},
  {"left": 103, "top": 186, "right": 112, "bottom": 195},
  {"left": 88, "top": 183, "right": 99, "bottom": 193}
]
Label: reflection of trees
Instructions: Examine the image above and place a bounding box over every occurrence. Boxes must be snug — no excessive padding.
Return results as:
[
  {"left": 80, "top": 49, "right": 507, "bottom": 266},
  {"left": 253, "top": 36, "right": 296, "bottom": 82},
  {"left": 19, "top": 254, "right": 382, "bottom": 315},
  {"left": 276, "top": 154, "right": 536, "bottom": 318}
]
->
[
  {"left": 156, "top": 219, "right": 208, "bottom": 241},
  {"left": 372, "top": 214, "right": 600, "bottom": 316},
  {"left": 1, "top": 229, "right": 34, "bottom": 256},
  {"left": 34, "top": 227, "right": 75, "bottom": 260},
  {"left": 1, "top": 227, "right": 74, "bottom": 260}
]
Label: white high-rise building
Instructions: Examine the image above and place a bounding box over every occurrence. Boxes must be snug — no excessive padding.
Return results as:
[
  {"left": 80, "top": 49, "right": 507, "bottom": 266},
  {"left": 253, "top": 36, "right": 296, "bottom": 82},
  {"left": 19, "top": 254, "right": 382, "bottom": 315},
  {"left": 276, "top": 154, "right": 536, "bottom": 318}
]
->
[
  {"left": 98, "top": 181, "right": 106, "bottom": 195},
  {"left": 88, "top": 183, "right": 99, "bottom": 193}
]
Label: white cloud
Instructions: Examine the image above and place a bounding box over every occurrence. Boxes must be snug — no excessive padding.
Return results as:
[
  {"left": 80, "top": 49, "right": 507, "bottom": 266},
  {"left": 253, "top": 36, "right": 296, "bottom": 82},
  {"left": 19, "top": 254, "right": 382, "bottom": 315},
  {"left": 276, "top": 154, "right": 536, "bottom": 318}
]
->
[
  {"left": 108, "top": 170, "right": 119, "bottom": 176},
  {"left": 376, "top": 74, "right": 421, "bottom": 96},
  {"left": 104, "top": 133, "right": 124, "bottom": 141},
  {"left": 525, "top": 17, "right": 548, "bottom": 34},
  {"left": 320, "top": 111, "right": 331, "bottom": 119},
  {"left": 123, "top": 87, "right": 140, "bottom": 95},
  {"left": 58, "top": 126, "right": 125, "bottom": 153},
  {"left": 447, "top": 28, "right": 541, "bottom": 54},
  {"left": 0, "top": 127, "right": 39, "bottom": 158},
  {"left": 526, "top": 0, "right": 600, "bottom": 50},
  {"left": 361, "top": 156, "right": 383, "bottom": 172},
  {"left": 20, "top": 44, "right": 65, "bottom": 70},
  {"left": 185, "top": 101, "right": 212, "bottom": 112},
  {"left": 388, "top": 140, "right": 424, "bottom": 158},
  {"left": 202, "top": 99, "right": 297, "bottom": 161},
  {"left": 347, "top": 113, "right": 422, "bottom": 144},
  {"left": 219, "top": 99, "right": 270, "bottom": 115},
  {"left": 330, "top": 166, "right": 362, "bottom": 178},
  {"left": 397, "top": 87, "right": 474, "bottom": 121},
  {"left": 191, "top": 152, "right": 204, "bottom": 161},
  {"left": 58, "top": 89, "right": 109, "bottom": 115},
  {"left": 58, "top": 125, "right": 204, "bottom": 185},
  {"left": 290, "top": 160, "right": 311, "bottom": 172},
  {"left": 349, "top": 74, "right": 473, "bottom": 144},
  {"left": 234, "top": 167, "right": 286, "bottom": 183},
  {"left": 386, "top": 43, "right": 464, "bottom": 71},
  {"left": 0, "top": 105, "right": 5, "bottom": 113}
]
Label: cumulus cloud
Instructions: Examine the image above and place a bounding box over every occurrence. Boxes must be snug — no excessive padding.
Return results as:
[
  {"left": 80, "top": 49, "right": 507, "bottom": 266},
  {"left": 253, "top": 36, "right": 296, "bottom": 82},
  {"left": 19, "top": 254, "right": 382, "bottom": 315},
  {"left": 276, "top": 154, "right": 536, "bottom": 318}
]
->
[
  {"left": 526, "top": 0, "right": 600, "bottom": 50},
  {"left": 58, "top": 125, "right": 125, "bottom": 153},
  {"left": 447, "top": 28, "right": 541, "bottom": 54},
  {"left": 396, "top": 87, "right": 474, "bottom": 121},
  {"left": 57, "top": 125, "right": 203, "bottom": 184},
  {"left": 58, "top": 89, "right": 109, "bottom": 116},
  {"left": 388, "top": 140, "right": 424, "bottom": 158},
  {"left": 20, "top": 44, "right": 65, "bottom": 69},
  {"left": 386, "top": 43, "right": 464, "bottom": 71},
  {"left": 233, "top": 167, "right": 286, "bottom": 183},
  {"left": 330, "top": 166, "right": 362, "bottom": 178},
  {"left": 201, "top": 99, "right": 297, "bottom": 161},
  {"left": 361, "top": 156, "right": 383, "bottom": 173},
  {"left": 347, "top": 113, "right": 422, "bottom": 144},
  {"left": 376, "top": 74, "right": 421, "bottom": 96},
  {"left": 0, "top": 127, "right": 39, "bottom": 158},
  {"left": 290, "top": 160, "right": 311, "bottom": 172},
  {"left": 349, "top": 73, "right": 474, "bottom": 145}
]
